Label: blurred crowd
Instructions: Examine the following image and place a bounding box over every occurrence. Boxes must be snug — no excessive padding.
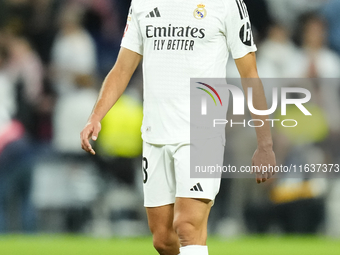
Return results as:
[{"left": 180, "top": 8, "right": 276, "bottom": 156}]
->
[{"left": 0, "top": 0, "right": 339, "bottom": 236}]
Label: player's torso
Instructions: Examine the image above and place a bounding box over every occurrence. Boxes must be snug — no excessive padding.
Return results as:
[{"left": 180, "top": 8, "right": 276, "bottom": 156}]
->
[{"left": 124, "top": 0, "right": 256, "bottom": 144}]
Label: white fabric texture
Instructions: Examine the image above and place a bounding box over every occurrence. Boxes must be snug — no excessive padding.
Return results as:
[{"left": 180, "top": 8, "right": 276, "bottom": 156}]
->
[{"left": 180, "top": 245, "right": 209, "bottom": 255}]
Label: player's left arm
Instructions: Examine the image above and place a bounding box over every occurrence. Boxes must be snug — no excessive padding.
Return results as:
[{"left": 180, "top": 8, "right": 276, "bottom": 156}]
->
[{"left": 235, "top": 52, "right": 276, "bottom": 183}]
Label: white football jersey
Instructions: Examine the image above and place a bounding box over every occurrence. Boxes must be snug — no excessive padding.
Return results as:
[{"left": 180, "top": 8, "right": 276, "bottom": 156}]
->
[{"left": 121, "top": 0, "right": 257, "bottom": 144}]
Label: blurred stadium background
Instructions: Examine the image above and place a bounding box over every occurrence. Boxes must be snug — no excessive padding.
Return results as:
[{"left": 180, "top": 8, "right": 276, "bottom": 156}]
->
[{"left": 0, "top": 0, "right": 340, "bottom": 254}]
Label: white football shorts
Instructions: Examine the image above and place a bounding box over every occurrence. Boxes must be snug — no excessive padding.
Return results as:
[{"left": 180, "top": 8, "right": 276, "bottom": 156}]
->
[{"left": 142, "top": 135, "right": 225, "bottom": 207}]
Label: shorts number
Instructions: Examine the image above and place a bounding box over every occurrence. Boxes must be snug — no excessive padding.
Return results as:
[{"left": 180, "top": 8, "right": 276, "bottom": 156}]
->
[{"left": 142, "top": 157, "right": 148, "bottom": 184}]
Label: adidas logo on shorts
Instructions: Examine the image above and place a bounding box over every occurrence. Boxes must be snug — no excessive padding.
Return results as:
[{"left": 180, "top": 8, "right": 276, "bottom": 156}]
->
[
  {"left": 190, "top": 183, "right": 203, "bottom": 192},
  {"left": 146, "top": 7, "right": 161, "bottom": 18}
]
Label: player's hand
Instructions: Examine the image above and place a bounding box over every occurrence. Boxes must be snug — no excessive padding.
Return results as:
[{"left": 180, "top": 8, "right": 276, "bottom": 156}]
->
[
  {"left": 251, "top": 147, "right": 276, "bottom": 184},
  {"left": 80, "top": 119, "right": 101, "bottom": 155}
]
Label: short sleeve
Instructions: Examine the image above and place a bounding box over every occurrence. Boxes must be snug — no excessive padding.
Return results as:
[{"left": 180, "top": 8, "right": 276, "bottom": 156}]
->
[
  {"left": 121, "top": 1, "right": 143, "bottom": 55},
  {"left": 224, "top": 0, "right": 257, "bottom": 59}
]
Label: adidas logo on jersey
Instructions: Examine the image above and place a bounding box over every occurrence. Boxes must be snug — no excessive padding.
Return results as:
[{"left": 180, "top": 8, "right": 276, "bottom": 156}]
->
[
  {"left": 146, "top": 7, "right": 161, "bottom": 18},
  {"left": 190, "top": 183, "right": 204, "bottom": 192}
]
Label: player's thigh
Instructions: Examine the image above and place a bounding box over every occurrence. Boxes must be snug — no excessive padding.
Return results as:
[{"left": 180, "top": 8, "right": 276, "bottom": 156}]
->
[
  {"left": 174, "top": 197, "right": 212, "bottom": 226},
  {"left": 146, "top": 204, "right": 176, "bottom": 235},
  {"left": 173, "top": 197, "right": 212, "bottom": 245}
]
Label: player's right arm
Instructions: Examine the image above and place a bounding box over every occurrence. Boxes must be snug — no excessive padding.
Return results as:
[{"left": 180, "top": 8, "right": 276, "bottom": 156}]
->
[{"left": 80, "top": 47, "right": 142, "bottom": 155}]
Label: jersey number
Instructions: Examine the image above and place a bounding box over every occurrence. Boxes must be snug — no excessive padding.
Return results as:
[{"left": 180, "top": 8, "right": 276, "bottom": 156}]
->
[{"left": 142, "top": 157, "right": 148, "bottom": 184}]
